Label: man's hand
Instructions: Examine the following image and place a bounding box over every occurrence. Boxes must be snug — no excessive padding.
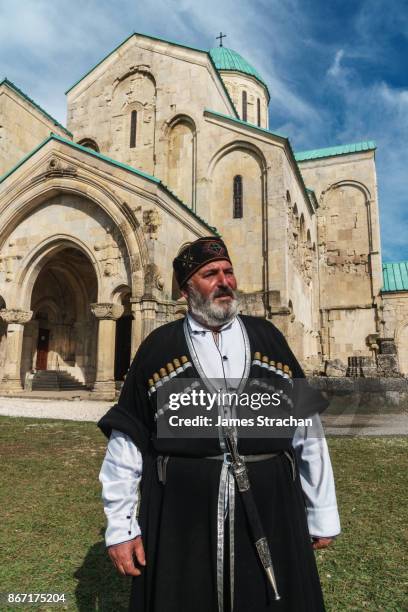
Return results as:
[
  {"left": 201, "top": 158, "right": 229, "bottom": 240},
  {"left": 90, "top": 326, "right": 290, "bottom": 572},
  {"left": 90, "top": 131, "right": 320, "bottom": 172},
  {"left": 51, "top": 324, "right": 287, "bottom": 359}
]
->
[
  {"left": 312, "top": 537, "right": 333, "bottom": 550},
  {"left": 108, "top": 535, "right": 146, "bottom": 576}
]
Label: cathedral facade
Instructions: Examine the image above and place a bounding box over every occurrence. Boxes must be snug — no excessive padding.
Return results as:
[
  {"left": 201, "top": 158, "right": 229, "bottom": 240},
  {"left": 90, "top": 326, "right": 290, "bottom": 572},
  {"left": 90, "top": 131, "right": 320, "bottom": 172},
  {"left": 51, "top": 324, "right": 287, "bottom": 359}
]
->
[{"left": 0, "top": 32, "right": 407, "bottom": 398}]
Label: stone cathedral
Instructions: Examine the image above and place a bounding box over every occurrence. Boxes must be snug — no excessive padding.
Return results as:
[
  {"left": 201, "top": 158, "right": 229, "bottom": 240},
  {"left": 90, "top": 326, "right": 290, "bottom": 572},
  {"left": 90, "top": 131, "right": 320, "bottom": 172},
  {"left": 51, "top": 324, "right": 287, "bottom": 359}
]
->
[{"left": 0, "top": 32, "right": 407, "bottom": 399}]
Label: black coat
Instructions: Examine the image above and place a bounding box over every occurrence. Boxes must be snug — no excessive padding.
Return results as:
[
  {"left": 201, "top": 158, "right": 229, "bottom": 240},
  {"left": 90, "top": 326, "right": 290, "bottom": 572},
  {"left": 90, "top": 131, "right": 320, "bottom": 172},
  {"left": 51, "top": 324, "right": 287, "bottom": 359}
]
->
[{"left": 98, "top": 316, "right": 327, "bottom": 612}]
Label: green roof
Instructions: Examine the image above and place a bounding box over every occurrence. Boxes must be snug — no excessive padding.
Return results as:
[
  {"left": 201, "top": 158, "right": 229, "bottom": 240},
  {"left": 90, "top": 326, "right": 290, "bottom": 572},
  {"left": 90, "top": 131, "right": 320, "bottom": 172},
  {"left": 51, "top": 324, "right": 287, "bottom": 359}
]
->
[
  {"left": 295, "top": 141, "right": 376, "bottom": 162},
  {"left": 0, "top": 78, "right": 72, "bottom": 137},
  {"left": 382, "top": 261, "right": 408, "bottom": 292},
  {"left": 209, "top": 47, "right": 269, "bottom": 94},
  {"left": 0, "top": 133, "right": 218, "bottom": 235}
]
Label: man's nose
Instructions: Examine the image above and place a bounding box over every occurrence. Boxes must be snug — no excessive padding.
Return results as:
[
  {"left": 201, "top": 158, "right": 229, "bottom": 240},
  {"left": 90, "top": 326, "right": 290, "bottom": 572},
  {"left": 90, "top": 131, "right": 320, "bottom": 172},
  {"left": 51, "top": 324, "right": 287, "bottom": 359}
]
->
[
  {"left": 216, "top": 272, "right": 229, "bottom": 286},
  {"left": 217, "top": 272, "right": 230, "bottom": 289}
]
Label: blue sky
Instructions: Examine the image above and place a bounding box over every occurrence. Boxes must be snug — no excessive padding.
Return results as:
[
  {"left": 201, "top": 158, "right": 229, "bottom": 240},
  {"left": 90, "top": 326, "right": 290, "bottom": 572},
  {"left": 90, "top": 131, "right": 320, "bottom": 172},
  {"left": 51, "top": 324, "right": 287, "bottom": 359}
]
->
[{"left": 1, "top": 0, "right": 407, "bottom": 261}]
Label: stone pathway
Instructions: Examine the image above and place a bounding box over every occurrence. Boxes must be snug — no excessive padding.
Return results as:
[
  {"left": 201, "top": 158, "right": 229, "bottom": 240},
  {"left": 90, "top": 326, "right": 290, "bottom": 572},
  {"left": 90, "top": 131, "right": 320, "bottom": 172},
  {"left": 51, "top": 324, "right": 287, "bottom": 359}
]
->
[{"left": 0, "top": 395, "right": 111, "bottom": 422}]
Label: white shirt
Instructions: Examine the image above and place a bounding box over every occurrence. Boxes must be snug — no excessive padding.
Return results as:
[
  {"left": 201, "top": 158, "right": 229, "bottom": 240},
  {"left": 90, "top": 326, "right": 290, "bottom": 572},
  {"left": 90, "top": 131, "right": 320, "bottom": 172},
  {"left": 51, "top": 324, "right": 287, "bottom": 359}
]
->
[{"left": 99, "top": 314, "right": 341, "bottom": 546}]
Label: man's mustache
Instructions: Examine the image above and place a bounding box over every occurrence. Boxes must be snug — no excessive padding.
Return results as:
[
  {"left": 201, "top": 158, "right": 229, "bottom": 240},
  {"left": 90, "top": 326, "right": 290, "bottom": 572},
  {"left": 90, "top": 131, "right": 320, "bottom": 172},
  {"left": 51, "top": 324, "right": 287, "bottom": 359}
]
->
[{"left": 212, "top": 286, "right": 235, "bottom": 299}]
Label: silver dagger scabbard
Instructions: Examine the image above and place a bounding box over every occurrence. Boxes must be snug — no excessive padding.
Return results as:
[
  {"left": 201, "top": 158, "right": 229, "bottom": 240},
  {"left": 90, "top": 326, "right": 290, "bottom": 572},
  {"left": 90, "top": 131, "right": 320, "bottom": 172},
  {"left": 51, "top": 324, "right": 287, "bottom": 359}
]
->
[
  {"left": 255, "top": 537, "right": 281, "bottom": 601},
  {"left": 224, "top": 428, "right": 281, "bottom": 601}
]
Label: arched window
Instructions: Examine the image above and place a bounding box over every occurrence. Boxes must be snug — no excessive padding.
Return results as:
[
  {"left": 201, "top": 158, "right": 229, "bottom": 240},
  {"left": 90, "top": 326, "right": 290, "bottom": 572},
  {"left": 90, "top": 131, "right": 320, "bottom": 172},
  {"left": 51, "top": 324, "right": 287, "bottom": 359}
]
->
[
  {"left": 292, "top": 204, "right": 299, "bottom": 243},
  {"left": 286, "top": 190, "right": 291, "bottom": 206},
  {"left": 167, "top": 115, "right": 196, "bottom": 209},
  {"left": 306, "top": 229, "right": 312, "bottom": 246},
  {"left": 257, "top": 98, "right": 261, "bottom": 126},
  {"left": 233, "top": 175, "right": 243, "bottom": 218},
  {"left": 77, "top": 138, "right": 99, "bottom": 152},
  {"left": 130, "top": 110, "right": 137, "bottom": 148},
  {"left": 242, "top": 91, "right": 247, "bottom": 121},
  {"left": 299, "top": 214, "right": 305, "bottom": 242}
]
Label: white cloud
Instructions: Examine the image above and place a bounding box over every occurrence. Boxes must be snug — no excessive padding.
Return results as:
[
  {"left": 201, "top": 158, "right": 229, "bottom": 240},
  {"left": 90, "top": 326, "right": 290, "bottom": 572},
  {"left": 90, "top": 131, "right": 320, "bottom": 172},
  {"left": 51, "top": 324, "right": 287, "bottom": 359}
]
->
[{"left": 327, "top": 49, "right": 345, "bottom": 78}]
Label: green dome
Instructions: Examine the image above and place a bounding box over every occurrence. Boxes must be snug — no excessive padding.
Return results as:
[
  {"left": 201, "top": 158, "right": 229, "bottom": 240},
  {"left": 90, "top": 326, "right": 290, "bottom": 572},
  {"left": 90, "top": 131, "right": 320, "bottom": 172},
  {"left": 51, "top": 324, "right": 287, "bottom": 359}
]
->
[{"left": 209, "top": 47, "right": 268, "bottom": 92}]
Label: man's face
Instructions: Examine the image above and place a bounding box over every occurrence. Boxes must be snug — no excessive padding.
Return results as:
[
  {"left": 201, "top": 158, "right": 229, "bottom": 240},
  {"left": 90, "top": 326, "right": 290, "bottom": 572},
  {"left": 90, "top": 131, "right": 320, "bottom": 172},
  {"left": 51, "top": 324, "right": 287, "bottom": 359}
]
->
[{"left": 182, "top": 260, "right": 239, "bottom": 328}]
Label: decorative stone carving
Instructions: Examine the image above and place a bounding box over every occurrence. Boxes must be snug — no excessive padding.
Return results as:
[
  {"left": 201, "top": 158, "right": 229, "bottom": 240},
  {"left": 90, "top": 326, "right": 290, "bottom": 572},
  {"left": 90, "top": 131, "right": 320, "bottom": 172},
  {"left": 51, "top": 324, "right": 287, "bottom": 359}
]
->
[
  {"left": 90, "top": 303, "right": 124, "bottom": 320},
  {"left": 48, "top": 157, "right": 62, "bottom": 172},
  {"left": 143, "top": 209, "right": 161, "bottom": 238},
  {"left": 155, "top": 275, "right": 164, "bottom": 291},
  {"left": 0, "top": 309, "right": 33, "bottom": 324},
  {"left": 144, "top": 263, "right": 163, "bottom": 295},
  {"left": 94, "top": 230, "right": 120, "bottom": 277},
  {"left": 0, "top": 253, "right": 22, "bottom": 282},
  {"left": 38, "top": 157, "right": 78, "bottom": 178}
]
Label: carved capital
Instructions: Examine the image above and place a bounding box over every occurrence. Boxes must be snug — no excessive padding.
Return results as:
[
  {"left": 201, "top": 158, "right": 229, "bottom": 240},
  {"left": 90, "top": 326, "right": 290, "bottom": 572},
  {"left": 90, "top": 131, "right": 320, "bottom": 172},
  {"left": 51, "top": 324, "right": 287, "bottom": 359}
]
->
[
  {"left": 90, "top": 303, "right": 124, "bottom": 320},
  {"left": 0, "top": 309, "right": 33, "bottom": 325}
]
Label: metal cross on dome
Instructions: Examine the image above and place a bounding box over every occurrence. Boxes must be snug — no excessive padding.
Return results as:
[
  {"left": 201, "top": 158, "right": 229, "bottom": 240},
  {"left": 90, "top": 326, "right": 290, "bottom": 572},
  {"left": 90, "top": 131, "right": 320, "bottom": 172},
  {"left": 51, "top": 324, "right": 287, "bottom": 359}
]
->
[{"left": 216, "top": 32, "right": 227, "bottom": 47}]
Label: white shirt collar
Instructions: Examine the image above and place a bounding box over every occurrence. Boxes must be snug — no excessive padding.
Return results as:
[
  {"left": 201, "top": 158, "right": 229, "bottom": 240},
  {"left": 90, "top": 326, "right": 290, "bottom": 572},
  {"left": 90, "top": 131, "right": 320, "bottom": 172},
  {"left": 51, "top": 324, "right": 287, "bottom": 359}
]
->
[{"left": 187, "top": 312, "right": 236, "bottom": 334}]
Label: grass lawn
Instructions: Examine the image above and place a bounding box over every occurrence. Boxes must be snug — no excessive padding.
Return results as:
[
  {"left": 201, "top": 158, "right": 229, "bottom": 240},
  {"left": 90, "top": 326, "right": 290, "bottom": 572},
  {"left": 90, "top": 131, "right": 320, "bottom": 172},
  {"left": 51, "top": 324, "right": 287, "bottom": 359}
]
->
[{"left": 0, "top": 417, "right": 407, "bottom": 611}]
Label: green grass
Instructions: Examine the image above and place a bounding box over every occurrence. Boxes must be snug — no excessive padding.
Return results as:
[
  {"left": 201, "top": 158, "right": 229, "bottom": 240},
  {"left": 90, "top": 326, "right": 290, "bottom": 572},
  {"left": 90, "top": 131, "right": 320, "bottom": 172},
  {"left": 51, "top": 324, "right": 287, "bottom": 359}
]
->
[{"left": 0, "top": 417, "right": 407, "bottom": 611}]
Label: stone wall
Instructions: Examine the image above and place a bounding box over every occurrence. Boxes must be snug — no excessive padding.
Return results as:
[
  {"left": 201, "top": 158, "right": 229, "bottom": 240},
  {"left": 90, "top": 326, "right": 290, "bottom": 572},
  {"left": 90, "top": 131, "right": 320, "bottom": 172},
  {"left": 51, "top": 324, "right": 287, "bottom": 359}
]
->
[
  {"left": 67, "top": 35, "right": 235, "bottom": 179},
  {"left": 2, "top": 34, "right": 407, "bottom": 384},
  {"left": 0, "top": 82, "right": 70, "bottom": 177},
  {"left": 298, "top": 151, "right": 382, "bottom": 368},
  {"left": 220, "top": 71, "right": 269, "bottom": 128},
  {"left": 0, "top": 137, "right": 216, "bottom": 389},
  {"left": 380, "top": 292, "right": 408, "bottom": 375},
  {"left": 66, "top": 36, "right": 321, "bottom": 366}
]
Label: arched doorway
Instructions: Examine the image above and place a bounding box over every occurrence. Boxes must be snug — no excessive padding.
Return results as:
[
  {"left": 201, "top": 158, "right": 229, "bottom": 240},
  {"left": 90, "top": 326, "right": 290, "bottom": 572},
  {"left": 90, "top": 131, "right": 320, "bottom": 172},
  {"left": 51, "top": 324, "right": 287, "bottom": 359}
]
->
[
  {"left": 22, "top": 247, "right": 98, "bottom": 386},
  {"left": 114, "top": 291, "right": 132, "bottom": 382}
]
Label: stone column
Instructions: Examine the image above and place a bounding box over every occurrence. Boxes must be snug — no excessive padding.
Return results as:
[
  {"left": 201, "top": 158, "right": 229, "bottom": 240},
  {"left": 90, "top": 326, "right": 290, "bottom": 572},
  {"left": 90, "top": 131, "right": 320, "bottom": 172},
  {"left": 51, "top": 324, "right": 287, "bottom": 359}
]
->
[
  {"left": 30, "top": 319, "right": 39, "bottom": 370},
  {"left": 0, "top": 309, "right": 33, "bottom": 392},
  {"left": 90, "top": 303, "right": 124, "bottom": 399},
  {"left": 130, "top": 300, "right": 142, "bottom": 360},
  {"left": 141, "top": 299, "right": 158, "bottom": 339}
]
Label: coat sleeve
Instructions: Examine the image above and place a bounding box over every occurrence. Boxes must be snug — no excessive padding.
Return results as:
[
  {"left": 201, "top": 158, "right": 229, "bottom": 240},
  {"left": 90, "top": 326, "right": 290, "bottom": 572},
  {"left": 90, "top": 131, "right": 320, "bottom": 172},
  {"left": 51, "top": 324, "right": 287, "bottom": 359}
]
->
[
  {"left": 99, "top": 430, "right": 143, "bottom": 546},
  {"left": 292, "top": 418, "right": 341, "bottom": 538},
  {"left": 97, "top": 342, "right": 155, "bottom": 454}
]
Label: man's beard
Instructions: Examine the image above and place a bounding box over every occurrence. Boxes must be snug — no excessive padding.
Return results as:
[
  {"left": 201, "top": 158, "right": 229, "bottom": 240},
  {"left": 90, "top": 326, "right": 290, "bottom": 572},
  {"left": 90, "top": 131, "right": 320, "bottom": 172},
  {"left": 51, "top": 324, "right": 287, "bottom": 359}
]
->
[{"left": 187, "top": 283, "right": 239, "bottom": 328}]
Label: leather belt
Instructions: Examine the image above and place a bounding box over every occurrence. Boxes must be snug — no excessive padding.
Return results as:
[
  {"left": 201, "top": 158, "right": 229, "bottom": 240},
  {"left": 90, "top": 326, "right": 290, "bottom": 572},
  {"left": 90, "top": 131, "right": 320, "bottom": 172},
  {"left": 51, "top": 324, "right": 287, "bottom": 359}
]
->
[{"left": 157, "top": 451, "right": 295, "bottom": 484}]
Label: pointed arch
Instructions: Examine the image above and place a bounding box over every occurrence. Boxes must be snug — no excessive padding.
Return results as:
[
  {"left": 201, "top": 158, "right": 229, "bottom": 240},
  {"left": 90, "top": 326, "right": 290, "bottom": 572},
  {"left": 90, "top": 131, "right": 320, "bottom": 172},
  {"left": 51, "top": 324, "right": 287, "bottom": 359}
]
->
[{"left": 0, "top": 176, "right": 147, "bottom": 304}]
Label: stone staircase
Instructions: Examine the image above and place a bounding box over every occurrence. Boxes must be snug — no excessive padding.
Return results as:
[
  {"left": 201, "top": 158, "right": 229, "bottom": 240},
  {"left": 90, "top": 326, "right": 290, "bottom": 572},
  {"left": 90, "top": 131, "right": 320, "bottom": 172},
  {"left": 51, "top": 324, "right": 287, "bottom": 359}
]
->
[{"left": 31, "top": 370, "right": 88, "bottom": 392}]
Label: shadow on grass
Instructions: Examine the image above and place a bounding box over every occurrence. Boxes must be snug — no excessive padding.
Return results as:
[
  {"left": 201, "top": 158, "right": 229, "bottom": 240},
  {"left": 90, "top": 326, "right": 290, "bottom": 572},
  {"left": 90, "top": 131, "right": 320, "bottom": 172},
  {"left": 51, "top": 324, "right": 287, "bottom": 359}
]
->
[{"left": 74, "top": 530, "right": 131, "bottom": 611}]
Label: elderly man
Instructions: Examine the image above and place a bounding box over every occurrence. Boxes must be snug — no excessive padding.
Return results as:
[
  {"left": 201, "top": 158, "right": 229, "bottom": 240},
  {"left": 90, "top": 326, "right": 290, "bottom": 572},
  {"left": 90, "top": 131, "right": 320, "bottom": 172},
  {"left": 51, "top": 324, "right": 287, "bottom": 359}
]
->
[{"left": 98, "top": 237, "right": 340, "bottom": 612}]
